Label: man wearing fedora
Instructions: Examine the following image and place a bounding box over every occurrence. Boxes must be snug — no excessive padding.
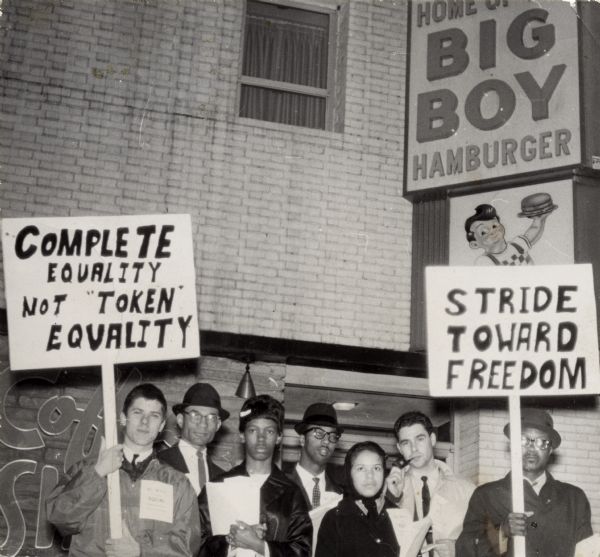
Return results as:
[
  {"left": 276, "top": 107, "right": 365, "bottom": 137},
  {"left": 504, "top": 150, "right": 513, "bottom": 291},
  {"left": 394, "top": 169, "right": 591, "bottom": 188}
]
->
[
  {"left": 284, "top": 402, "right": 344, "bottom": 510},
  {"left": 456, "top": 408, "right": 592, "bottom": 557},
  {"left": 158, "top": 382, "right": 231, "bottom": 495}
]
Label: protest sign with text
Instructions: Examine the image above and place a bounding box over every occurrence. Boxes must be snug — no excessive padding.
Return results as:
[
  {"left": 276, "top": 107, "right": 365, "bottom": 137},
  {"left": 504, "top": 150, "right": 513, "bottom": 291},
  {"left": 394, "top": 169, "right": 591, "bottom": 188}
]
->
[
  {"left": 1, "top": 213, "right": 200, "bottom": 539},
  {"left": 426, "top": 264, "right": 600, "bottom": 397},
  {"left": 1, "top": 214, "right": 200, "bottom": 370},
  {"left": 426, "top": 264, "right": 600, "bottom": 557}
]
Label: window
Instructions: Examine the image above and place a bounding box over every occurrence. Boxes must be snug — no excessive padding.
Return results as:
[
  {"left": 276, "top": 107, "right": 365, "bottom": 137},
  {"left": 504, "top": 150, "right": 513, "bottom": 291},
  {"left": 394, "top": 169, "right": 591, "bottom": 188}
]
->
[{"left": 240, "top": 0, "right": 337, "bottom": 130}]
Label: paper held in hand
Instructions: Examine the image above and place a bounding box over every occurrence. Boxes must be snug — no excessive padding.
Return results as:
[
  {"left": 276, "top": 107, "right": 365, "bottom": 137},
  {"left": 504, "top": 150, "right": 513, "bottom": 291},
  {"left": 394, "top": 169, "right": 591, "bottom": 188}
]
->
[
  {"left": 387, "top": 508, "right": 432, "bottom": 557},
  {"left": 205, "top": 477, "right": 261, "bottom": 535},
  {"left": 575, "top": 534, "right": 600, "bottom": 557},
  {"left": 308, "top": 493, "right": 343, "bottom": 556}
]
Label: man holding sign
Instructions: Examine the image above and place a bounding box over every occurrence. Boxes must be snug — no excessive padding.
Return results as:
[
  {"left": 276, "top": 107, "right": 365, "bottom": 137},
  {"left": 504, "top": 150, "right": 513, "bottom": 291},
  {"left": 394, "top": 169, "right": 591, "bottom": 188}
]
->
[
  {"left": 455, "top": 408, "right": 592, "bottom": 557},
  {"left": 47, "top": 383, "right": 201, "bottom": 556},
  {"left": 425, "top": 264, "right": 600, "bottom": 557}
]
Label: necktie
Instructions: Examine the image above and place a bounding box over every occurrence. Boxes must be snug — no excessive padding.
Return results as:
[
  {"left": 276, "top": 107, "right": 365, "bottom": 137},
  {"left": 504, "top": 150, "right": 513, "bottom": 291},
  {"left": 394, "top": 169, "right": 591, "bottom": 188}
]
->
[
  {"left": 197, "top": 449, "right": 207, "bottom": 492},
  {"left": 312, "top": 477, "right": 321, "bottom": 509},
  {"left": 421, "top": 476, "right": 433, "bottom": 545},
  {"left": 121, "top": 454, "right": 142, "bottom": 481}
]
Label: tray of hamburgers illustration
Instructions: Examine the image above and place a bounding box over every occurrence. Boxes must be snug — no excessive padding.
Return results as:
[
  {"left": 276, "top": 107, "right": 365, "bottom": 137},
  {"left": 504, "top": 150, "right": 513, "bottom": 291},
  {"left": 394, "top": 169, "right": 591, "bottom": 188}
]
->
[{"left": 517, "top": 192, "right": 558, "bottom": 218}]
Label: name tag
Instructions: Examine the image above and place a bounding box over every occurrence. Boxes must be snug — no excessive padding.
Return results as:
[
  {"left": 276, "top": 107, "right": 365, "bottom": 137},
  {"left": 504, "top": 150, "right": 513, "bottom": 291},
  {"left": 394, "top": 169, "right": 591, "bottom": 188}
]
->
[{"left": 139, "top": 480, "right": 173, "bottom": 523}]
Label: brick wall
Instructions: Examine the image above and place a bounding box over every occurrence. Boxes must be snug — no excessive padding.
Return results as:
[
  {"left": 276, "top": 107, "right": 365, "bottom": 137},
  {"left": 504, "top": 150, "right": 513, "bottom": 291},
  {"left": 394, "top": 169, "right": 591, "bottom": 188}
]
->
[
  {"left": 454, "top": 402, "right": 480, "bottom": 482},
  {"left": 0, "top": 0, "right": 412, "bottom": 351}
]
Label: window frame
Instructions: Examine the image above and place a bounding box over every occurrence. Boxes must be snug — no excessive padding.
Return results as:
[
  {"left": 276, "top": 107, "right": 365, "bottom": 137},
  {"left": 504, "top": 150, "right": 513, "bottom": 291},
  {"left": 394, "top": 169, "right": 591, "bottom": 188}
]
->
[{"left": 239, "top": 0, "right": 338, "bottom": 131}]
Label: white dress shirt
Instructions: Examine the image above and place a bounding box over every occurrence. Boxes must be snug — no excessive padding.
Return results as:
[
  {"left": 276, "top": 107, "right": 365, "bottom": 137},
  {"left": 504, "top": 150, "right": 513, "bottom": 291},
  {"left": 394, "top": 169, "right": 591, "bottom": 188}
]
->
[
  {"left": 525, "top": 471, "right": 547, "bottom": 495},
  {"left": 178, "top": 438, "right": 208, "bottom": 495},
  {"left": 295, "top": 463, "right": 328, "bottom": 507},
  {"left": 123, "top": 446, "right": 152, "bottom": 464}
]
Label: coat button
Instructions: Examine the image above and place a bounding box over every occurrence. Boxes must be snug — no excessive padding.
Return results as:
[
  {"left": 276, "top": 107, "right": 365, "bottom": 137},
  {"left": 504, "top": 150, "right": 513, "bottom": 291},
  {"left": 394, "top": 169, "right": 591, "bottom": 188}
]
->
[
  {"left": 375, "top": 538, "right": 381, "bottom": 543},
  {"left": 531, "top": 521, "right": 538, "bottom": 528}
]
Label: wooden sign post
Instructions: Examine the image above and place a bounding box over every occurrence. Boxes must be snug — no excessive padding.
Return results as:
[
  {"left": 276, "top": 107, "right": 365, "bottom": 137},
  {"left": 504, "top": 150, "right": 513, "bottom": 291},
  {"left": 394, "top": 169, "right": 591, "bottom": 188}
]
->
[
  {"left": 426, "top": 264, "right": 600, "bottom": 557},
  {"left": 1, "top": 214, "right": 201, "bottom": 538}
]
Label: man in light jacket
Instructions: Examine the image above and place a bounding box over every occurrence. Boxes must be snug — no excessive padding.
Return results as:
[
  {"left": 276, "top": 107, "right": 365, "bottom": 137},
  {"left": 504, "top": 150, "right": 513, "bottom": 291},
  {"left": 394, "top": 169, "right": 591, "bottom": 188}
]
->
[
  {"left": 47, "top": 383, "right": 201, "bottom": 557},
  {"left": 387, "top": 410, "right": 475, "bottom": 557}
]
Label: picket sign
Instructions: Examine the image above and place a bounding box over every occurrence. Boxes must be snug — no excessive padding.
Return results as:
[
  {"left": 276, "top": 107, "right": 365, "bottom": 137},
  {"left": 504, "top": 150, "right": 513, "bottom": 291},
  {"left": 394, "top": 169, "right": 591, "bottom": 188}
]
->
[
  {"left": 1, "top": 214, "right": 201, "bottom": 538},
  {"left": 508, "top": 396, "right": 525, "bottom": 557},
  {"left": 426, "top": 264, "right": 600, "bottom": 557},
  {"left": 102, "top": 359, "right": 123, "bottom": 538}
]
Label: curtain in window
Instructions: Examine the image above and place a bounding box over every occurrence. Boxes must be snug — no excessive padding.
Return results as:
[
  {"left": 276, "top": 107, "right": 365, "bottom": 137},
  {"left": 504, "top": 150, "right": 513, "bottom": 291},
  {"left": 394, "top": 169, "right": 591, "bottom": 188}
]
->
[{"left": 241, "top": 13, "right": 329, "bottom": 129}]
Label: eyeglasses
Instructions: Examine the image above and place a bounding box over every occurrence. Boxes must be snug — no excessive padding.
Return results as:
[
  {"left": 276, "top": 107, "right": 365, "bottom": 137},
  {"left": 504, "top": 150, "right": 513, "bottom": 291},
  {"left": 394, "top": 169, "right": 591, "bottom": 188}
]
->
[
  {"left": 183, "top": 410, "right": 220, "bottom": 426},
  {"left": 307, "top": 427, "right": 340, "bottom": 444},
  {"left": 521, "top": 436, "right": 551, "bottom": 450}
]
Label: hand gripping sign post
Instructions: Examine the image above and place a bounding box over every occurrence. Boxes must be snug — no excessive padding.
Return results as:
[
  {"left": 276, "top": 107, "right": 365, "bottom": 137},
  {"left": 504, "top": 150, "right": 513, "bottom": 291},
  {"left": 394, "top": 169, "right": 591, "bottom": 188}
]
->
[
  {"left": 1, "top": 214, "right": 200, "bottom": 539},
  {"left": 426, "top": 264, "right": 600, "bottom": 557}
]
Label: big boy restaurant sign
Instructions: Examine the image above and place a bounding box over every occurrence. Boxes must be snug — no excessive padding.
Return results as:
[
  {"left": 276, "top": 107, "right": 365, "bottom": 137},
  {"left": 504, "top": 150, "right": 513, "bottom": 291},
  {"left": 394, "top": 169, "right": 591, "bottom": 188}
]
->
[
  {"left": 405, "top": 0, "right": 580, "bottom": 193},
  {"left": 426, "top": 265, "right": 600, "bottom": 397}
]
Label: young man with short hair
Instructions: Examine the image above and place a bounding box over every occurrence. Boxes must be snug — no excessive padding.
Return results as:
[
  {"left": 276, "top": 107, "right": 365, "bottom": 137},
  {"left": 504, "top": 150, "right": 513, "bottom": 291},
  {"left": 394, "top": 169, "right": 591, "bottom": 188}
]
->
[
  {"left": 387, "top": 410, "right": 475, "bottom": 557},
  {"left": 199, "top": 394, "right": 312, "bottom": 557},
  {"left": 47, "top": 383, "right": 201, "bottom": 557}
]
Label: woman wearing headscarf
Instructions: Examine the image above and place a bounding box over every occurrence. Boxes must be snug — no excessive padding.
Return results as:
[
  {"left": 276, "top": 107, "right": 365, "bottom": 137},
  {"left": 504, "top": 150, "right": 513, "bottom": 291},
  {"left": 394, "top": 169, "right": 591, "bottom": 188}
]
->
[{"left": 314, "top": 441, "right": 399, "bottom": 557}]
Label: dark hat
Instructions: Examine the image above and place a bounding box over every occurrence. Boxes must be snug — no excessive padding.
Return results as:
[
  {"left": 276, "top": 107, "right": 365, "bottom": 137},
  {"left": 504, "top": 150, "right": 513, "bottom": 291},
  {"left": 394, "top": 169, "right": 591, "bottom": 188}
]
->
[
  {"left": 503, "top": 408, "right": 561, "bottom": 449},
  {"left": 239, "top": 394, "right": 284, "bottom": 433},
  {"left": 294, "top": 402, "right": 343, "bottom": 435},
  {"left": 173, "top": 383, "right": 229, "bottom": 421}
]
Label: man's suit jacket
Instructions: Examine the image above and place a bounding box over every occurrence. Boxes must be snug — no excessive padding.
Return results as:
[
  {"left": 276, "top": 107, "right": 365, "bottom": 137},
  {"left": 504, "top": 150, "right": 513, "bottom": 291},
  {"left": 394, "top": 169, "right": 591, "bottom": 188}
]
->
[
  {"left": 282, "top": 461, "right": 344, "bottom": 509},
  {"left": 157, "top": 443, "right": 228, "bottom": 480}
]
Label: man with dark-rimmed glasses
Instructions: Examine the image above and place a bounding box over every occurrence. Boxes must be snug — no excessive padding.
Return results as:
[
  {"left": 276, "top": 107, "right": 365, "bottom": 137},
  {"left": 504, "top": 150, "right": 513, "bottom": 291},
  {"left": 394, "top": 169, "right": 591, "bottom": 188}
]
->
[
  {"left": 284, "top": 402, "right": 344, "bottom": 509},
  {"left": 159, "top": 382, "right": 231, "bottom": 494},
  {"left": 456, "top": 407, "right": 592, "bottom": 557}
]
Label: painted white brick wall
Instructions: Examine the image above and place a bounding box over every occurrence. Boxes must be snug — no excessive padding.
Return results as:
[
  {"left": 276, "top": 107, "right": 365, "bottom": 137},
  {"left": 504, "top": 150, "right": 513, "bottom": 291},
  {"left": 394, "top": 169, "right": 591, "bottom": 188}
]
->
[{"left": 0, "top": 0, "right": 412, "bottom": 350}]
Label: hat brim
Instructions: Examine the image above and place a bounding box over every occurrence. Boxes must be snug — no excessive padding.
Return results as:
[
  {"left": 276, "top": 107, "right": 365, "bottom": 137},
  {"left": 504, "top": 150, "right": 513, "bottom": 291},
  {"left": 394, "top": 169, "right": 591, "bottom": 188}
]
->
[
  {"left": 295, "top": 421, "right": 344, "bottom": 435},
  {"left": 503, "top": 422, "right": 561, "bottom": 449},
  {"left": 173, "top": 403, "right": 230, "bottom": 421}
]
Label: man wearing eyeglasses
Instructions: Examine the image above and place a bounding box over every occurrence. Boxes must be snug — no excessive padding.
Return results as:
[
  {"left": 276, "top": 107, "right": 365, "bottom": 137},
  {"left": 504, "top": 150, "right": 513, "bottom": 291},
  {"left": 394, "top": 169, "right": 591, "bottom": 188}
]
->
[
  {"left": 284, "top": 402, "right": 344, "bottom": 510},
  {"left": 456, "top": 408, "right": 592, "bottom": 557},
  {"left": 158, "top": 382, "right": 231, "bottom": 495}
]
